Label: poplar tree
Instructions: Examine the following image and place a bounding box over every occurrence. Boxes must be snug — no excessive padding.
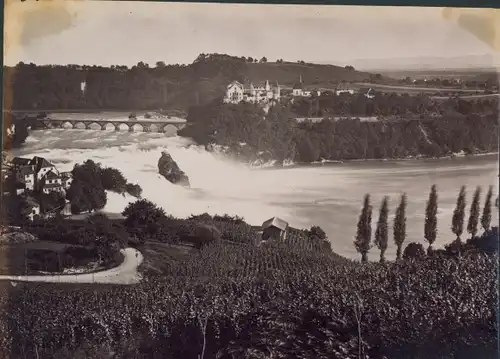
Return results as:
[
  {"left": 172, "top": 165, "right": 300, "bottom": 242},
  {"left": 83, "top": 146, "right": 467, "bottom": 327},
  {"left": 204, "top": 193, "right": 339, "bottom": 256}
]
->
[
  {"left": 393, "top": 193, "right": 407, "bottom": 260},
  {"left": 467, "top": 186, "right": 481, "bottom": 239},
  {"left": 374, "top": 196, "right": 389, "bottom": 263},
  {"left": 451, "top": 186, "right": 467, "bottom": 242},
  {"left": 354, "top": 194, "right": 372, "bottom": 263},
  {"left": 481, "top": 186, "right": 493, "bottom": 233},
  {"left": 424, "top": 185, "right": 438, "bottom": 254}
]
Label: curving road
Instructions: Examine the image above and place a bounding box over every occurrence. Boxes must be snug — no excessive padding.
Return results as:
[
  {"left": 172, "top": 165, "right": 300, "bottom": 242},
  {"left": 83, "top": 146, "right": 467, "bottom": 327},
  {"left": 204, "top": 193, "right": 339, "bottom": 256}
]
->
[{"left": 0, "top": 248, "right": 143, "bottom": 285}]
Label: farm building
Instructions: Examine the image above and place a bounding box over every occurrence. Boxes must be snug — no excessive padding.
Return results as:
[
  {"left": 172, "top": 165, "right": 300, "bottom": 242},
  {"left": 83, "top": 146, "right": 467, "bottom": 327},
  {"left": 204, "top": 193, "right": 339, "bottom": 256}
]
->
[{"left": 261, "top": 216, "right": 289, "bottom": 242}]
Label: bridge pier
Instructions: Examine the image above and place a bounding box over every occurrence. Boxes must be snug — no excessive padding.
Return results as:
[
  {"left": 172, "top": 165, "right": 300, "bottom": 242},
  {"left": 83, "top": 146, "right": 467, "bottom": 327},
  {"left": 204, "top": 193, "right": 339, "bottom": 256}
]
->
[
  {"left": 114, "top": 124, "right": 120, "bottom": 131},
  {"left": 99, "top": 123, "right": 107, "bottom": 131},
  {"left": 85, "top": 123, "right": 92, "bottom": 130},
  {"left": 128, "top": 124, "right": 134, "bottom": 132}
]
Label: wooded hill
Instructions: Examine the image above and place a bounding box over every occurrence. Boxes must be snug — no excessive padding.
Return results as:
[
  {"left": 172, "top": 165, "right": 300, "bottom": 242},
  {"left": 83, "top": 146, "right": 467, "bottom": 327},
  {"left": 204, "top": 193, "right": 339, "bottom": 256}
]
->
[{"left": 3, "top": 54, "right": 376, "bottom": 112}]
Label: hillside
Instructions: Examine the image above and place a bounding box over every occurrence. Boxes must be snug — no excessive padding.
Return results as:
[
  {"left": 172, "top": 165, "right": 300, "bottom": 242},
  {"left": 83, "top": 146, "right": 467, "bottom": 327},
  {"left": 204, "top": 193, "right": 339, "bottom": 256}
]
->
[
  {"left": 244, "top": 61, "right": 373, "bottom": 87},
  {"left": 3, "top": 54, "right": 376, "bottom": 112}
]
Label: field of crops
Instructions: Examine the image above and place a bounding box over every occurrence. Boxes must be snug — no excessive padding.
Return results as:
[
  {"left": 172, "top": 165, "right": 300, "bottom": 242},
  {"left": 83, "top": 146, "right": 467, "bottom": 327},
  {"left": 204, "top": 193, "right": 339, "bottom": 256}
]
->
[{"left": 0, "top": 237, "right": 496, "bottom": 359}]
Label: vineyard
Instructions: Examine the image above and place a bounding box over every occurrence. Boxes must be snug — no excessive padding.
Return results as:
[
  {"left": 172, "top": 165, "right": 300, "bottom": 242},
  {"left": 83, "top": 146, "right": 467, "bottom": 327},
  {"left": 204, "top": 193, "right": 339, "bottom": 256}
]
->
[{"left": 0, "top": 237, "right": 497, "bottom": 359}]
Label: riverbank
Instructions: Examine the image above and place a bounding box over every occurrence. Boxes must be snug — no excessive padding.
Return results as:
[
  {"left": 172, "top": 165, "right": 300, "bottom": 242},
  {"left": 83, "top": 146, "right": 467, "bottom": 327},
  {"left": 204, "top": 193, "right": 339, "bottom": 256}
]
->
[{"left": 273, "top": 150, "right": 499, "bottom": 170}]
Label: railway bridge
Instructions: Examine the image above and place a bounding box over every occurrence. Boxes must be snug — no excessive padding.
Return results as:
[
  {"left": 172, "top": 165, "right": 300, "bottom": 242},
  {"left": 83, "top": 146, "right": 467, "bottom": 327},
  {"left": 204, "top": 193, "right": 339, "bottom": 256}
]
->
[{"left": 34, "top": 118, "right": 187, "bottom": 133}]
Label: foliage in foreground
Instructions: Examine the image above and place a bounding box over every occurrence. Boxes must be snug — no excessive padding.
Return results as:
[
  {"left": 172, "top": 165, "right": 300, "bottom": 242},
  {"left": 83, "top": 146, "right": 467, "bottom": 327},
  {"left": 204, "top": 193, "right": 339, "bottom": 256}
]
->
[{"left": 1, "top": 240, "right": 497, "bottom": 359}]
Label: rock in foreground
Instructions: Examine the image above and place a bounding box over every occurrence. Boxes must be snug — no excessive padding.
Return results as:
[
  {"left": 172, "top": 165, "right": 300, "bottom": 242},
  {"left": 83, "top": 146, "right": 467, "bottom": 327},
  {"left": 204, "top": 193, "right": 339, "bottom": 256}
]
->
[{"left": 158, "top": 151, "right": 190, "bottom": 187}]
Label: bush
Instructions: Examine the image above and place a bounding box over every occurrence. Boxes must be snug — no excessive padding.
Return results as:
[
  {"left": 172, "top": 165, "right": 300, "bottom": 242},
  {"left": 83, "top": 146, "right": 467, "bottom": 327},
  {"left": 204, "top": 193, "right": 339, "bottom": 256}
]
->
[
  {"left": 189, "top": 224, "right": 221, "bottom": 249},
  {"left": 100, "top": 167, "right": 127, "bottom": 192},
  {"left": 403, "top": 242, "right": 426, "bottom": 259},
  {"left": 125, "top": 183, "right": 142, "bottom": 198}
]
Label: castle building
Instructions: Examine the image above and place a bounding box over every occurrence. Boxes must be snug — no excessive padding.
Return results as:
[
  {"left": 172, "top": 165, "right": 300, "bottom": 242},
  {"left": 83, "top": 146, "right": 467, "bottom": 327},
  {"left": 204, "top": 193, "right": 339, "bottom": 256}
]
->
[{"left": 224, "top": 80, "right": 281, "bottom": 104}]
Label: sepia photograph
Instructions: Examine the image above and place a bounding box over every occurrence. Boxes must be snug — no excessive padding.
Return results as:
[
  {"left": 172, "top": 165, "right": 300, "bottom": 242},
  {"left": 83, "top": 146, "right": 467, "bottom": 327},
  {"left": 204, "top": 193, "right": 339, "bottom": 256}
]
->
[{"left": 1, "top": 1, "right": 499, "bottom": 358}]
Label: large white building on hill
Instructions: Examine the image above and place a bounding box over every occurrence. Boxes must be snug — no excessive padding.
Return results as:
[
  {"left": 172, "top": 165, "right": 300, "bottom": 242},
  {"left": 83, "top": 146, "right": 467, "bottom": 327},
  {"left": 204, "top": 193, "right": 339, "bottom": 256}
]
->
[{"left": 224, "top": 80, "right": 281, "bottom": 105}]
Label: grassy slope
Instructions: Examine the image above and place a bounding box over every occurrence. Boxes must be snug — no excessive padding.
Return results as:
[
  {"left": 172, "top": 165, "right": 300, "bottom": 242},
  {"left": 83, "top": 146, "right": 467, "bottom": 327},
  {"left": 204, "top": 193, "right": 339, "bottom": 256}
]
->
[{"left": 245, "top": 62, "right": 374, "bottom": 87}]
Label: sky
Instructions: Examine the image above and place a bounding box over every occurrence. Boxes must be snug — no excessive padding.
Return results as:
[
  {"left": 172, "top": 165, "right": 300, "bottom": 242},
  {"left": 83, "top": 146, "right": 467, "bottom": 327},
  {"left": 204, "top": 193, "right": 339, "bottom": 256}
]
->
[{"left": 4, "top": 1, "right": 499, "bottom": 68}]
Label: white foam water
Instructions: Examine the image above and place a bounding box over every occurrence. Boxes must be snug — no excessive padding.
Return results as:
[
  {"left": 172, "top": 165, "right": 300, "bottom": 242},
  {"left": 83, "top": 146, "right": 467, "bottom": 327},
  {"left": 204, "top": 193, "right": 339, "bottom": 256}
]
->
[{"left": 12, "top": 125, "right": 499, "bottom": 260}]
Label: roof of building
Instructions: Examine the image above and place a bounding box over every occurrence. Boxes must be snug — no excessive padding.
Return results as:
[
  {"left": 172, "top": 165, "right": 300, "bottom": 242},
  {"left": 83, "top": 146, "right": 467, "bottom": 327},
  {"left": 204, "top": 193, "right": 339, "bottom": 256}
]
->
[
  {"left": 11, "top": 157, "right": 31, "bottom": 166},
  {"left": 60, "top": 172, "right": 73, "bottom": 179},
  {"left": 44, "top": 170, "right": 61, "bottom": 180},
  {"left": 262, "top": 217, "right": 289, "bottom": 231},
  {"left": 227, "top": 81, "right": 243, "bottom": 89},
  {"left": 30, "top": 156, "right": 55, "bottom": 172},
  {"left": 293, "top": 83, "right": 303, "bottom": 90},
  {"left": 18, "top": 165, "right": 35, "bottom": 176}
]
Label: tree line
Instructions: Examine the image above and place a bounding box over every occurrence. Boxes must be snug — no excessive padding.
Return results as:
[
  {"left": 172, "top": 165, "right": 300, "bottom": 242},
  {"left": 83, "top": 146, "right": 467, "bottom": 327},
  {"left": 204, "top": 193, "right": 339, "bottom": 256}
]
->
[
  {"left": 290, "top": 92, "right": 498, "bottom": 118},
  {"left": 3, "top": 54, "right": 370, "bottom": 112},
  {"left": 354, "top": 185, "right": 497, "bottom": 262},
  {"left": 181, "top": 101, "right": 499, "bottom": 164}
]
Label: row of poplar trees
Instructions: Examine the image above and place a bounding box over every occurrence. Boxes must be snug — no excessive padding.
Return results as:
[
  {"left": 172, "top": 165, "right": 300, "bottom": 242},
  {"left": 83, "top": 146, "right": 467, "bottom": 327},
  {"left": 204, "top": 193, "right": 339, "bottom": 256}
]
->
[{"left": 354, "top": 185, "right": 496, "bottom": 262}]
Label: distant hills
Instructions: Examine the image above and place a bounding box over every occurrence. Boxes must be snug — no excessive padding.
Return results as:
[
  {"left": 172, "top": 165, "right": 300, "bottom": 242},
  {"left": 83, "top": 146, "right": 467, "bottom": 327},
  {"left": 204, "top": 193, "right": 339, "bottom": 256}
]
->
[
  {"left": 4, "top": 54, "right": 378, "bottom": 111},
  {"left": 336, "top": 54, "right": 498, "bottom": 72}
]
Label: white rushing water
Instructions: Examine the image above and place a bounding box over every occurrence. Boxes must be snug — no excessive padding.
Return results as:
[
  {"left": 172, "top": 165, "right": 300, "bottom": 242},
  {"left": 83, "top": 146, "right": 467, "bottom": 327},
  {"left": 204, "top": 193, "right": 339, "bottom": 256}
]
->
[{"left": 11, "top": 113, "right": 499, "bottom": 260}]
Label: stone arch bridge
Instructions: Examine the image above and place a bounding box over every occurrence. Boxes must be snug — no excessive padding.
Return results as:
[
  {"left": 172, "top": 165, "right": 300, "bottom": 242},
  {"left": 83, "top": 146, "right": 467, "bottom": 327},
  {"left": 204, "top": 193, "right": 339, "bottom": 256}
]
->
[{"left": 35, "top": 118, "right": 187, "bottom": 133}]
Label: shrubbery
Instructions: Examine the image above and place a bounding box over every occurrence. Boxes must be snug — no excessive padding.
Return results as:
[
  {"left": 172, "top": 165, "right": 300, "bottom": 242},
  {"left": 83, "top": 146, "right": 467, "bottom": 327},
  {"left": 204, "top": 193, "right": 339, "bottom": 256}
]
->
[{"left": 66, "top": 160, "right": 142, "bottom": 214}]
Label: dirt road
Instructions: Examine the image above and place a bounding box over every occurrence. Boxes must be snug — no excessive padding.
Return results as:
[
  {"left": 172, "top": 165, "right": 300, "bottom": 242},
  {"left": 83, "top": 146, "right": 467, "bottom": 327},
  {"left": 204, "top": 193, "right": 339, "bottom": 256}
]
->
[{"left": 0, "top": 248, "right": 143, "bottom": 285}]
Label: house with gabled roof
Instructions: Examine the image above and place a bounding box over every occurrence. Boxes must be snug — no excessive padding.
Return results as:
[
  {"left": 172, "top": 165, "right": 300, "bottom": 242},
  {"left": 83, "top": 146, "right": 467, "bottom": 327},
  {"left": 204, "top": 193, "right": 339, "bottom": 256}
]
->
[
  {"left": 8, "top": 156, "right": 66, "bottom": 195},
  {"left": 16, "top": 165, "right": 36, "bottom": 191},
  {"left": 29, "top": 156, "right": 58, "bottom": 180},
  {"left": 60, "top": 171, "right": 73, "bottom": 189},
  {"left": 40, "top": 169, "right": 64, "bottom": 194},
  {"left": 261, "top": 216, "right": 289, "bottom": 242},
  {"left": 10, "top": 157, "right": 32, "bottom": 167}
]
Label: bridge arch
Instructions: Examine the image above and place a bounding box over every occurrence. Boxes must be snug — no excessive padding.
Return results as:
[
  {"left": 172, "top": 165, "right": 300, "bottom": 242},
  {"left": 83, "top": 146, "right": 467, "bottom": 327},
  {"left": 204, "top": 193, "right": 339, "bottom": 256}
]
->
[
  {"left": 162, "top": 123, "right": 182, "bottom": 135},
  {"left": 73, "top": 121, "right": 87, "bottom": 130},
  {"left": 61, "top": 121, "right": 74, "bottom": 129},
  {"left": 130, "top": 123, "right": 144, "bottom": 132},
  {"left": 101, "top": 122, "right": 116, "bottom": 131}
]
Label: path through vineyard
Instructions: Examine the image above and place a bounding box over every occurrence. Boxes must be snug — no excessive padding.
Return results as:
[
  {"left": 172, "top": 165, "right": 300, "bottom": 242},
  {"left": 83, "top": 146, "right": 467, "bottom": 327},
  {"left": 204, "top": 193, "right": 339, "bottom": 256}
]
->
[{"left": 0, "top": 248, "right": 143, "bottom": 285}]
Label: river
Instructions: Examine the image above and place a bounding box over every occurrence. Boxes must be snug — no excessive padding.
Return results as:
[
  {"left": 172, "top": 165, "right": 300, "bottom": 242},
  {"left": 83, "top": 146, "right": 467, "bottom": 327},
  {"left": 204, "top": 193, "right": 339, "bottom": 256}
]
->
[{"left": 11, "top": 116, "right": 499, "bottom": 260}]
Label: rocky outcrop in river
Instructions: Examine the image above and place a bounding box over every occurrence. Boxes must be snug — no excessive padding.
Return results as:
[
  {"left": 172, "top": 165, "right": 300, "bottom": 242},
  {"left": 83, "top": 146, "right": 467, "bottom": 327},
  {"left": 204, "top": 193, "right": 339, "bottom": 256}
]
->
[{"left": 158, "top": 151, "right": 190, "bottom": 187}]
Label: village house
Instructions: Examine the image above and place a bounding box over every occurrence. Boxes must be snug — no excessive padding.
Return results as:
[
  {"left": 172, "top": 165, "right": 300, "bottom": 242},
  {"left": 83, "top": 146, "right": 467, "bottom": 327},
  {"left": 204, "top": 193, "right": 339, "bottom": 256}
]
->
[
  {"left": 335, "top": 83, "right": 355, "bottom": 95},
  {"left": 9, "top": 156, "right": 71, "bottom": 195},
  {"left": 290, "top": 76, "right": 320, "bottom": 98},
  {"left": 26, "top": 196, "right": 41, "bottom": 221},
  {"left": 292, "top": 82, "right": 304, "bottom": 97},
  {"left": 40, "top": 170, "right": 64, "bottom": 194},
  {"left": 360, "top": 88, "right": 376, "bottom": 99},
  {"left": 223, "top": 80, "right": 281, "bottom": 105},
  {"left": 261, "top": 216, "right": 289, "bottom": 242}
]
